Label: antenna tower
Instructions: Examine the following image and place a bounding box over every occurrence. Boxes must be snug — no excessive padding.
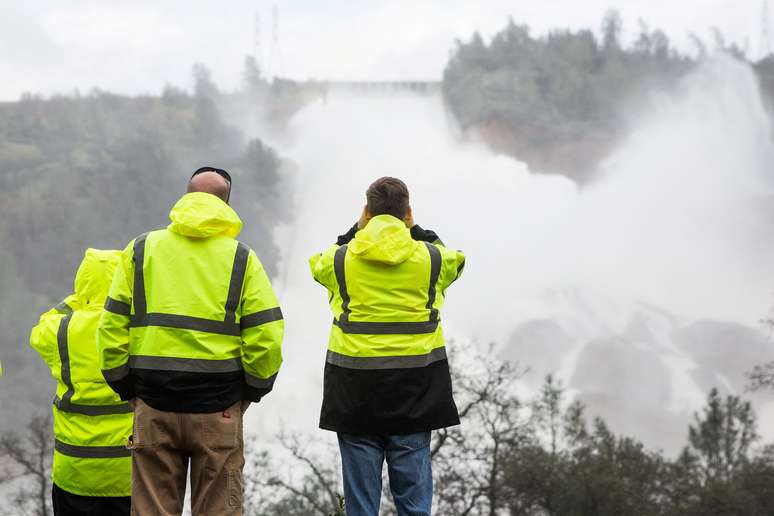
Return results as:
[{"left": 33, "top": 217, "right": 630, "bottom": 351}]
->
[
  {"left": 254, "top": 11, "right": 262, "bottom": 65},
  {"left": 763, "top": 0, "right": 771, "bottom": 58},
  {"left": 269, "top": 3, "right": 283, "bottom": 80}
]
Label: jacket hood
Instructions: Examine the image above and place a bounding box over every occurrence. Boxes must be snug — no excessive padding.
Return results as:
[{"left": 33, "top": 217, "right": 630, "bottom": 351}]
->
[
  {"left": 349, "top": 215, "right": 419, "bottom": 265},
  {"left": 73, "top": 248, "right": 121, "bottom": 308},
  {"left": 168, "top": 192, "right": 243, "bottom": 239}
]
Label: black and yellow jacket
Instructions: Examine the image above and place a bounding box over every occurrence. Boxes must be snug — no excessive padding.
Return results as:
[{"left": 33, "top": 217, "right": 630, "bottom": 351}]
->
[
  {"left": 310, "top": 215, "right": 465, "bottom": 435},
  {"left": 97, "top": 192, "right": 284, "bottom": 413}
]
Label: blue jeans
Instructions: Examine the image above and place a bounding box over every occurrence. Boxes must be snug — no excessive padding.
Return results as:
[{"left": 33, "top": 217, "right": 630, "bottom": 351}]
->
[{"left": 337, "top": 432, "right": 432, "bottom": 516}]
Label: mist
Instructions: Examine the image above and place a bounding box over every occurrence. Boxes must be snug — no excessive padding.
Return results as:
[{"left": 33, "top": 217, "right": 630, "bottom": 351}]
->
[{"left": 247, "top": 57, "right": 774, "bottom": 453}]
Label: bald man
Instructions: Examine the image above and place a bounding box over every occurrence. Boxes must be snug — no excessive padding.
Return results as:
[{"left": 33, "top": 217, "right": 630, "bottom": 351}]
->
[
  {"left": 98, "top": 166, "right": 284, "bottom": 515},
  {"left": 188, "top": 168, "right": 231, "bottom": 201}
]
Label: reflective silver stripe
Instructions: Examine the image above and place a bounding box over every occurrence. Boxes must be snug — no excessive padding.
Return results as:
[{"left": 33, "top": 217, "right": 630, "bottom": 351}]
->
[
  {"left": 130, "top": 313, "right": 240, "bottom": 336},
  {"left": 245, "top": 372, "right": 277, "bottom": 389},
  {"left": 241, "top": 307, "right": 283, "bottom": 329},
  {"left": 424, "top": 242, "right": 441, "bottom": 323},
  {"left": 332, "top": 243, "right": 443, "bottom": 335},
  {"left": 326, "top": 347, "right": 448, "bottom": 370},
  {"left": 129, "top": 355, "right": 242, "bottom": 373},
  {"left": 54, "top": 396, "right": 132, "bottom": 416},
  {"left": 101, "top": 364, "right": 130, "bottom": 382},
  {"left": 56, "top": 313, "right": 76, "bottom": 410},
  {"left": 333, "top": 319, "right": 439, "bottom": 335},
  {"left": 55, "top": 439, "right": 130, "bottom": 459},
  {"left": 334, "top": 245, "right": 350, "bottom": 324},
  {"left": 104, "top": 297, "right": 131, "bottom": 316},
  {"left": 130, "top": 234, "right": 255, "bottom": 337},
  {"left": 224, "top": 243, "right": 249, "bottom": 325},
  {"left": 54, "top": 314, "right": 132, "bottom": 416},
  {"left": 54, "top": 301, "right": 72, "bottom": 315},
  {"left": 132, "top": 233, "right": 149, "bottom": 317}
]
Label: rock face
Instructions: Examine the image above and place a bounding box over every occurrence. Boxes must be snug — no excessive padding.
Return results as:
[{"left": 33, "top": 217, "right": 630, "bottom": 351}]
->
[
  {"left": 500, "top": 318, "right": 574, "bottom": 380},
  {"left": 504, "top": 302, "right": 774, "bottom": 454},
  {"left": 472, "top": 120, "right": 615, "bottom": 184},
  {"left": 675, "top": 320, "right": 772, "bottom": 392}
]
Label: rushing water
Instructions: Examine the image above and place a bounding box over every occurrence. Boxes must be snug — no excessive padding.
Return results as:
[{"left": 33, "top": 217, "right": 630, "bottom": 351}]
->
[{"left": 246, "top": 57, "right": 774, "bottom": 453}]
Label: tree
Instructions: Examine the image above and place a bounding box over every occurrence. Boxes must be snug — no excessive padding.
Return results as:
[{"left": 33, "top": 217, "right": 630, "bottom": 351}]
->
[
  {"left": 686, "top": 388, "right": 757, "bottom": 484},
  {"left": 600, "top": 10, "right": 623, "bottom": 51},
  {"left": 746, "top": 316, "right": 774, "bottom": 393},
  {"left": 242, "top": 347, "right": 531, "bottom": 516},
  {"left": 243, "top": 432, "right": 344, "bottom": 516},
  {"left": 747, "top": 361, "right": 774, "bottom": 392},
  {"left": 237, "top": 357, "right": 774, "bottom": 515},
  {"left": 432, "top": 347, "right": 529, "bottom": 516},
  {"left": 0, "top": 413, "right": 53, "bottom": 516},
  {"left": 503, "top": 377, "right": 669, "bottom": 516},
  {"left": 243, "top": 56, "right": 268, "bottom": 97}
]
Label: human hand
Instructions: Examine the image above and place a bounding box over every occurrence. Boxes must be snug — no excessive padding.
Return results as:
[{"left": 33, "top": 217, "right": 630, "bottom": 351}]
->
[
  {"left": 403, "top": 206, "right": 415, "bottom": 228},
  {"left": 357, "top": 206, "right": 370, "bottom": 229},
  {"left": 241, "top": 400, "right": 252, "bottom": 414}
]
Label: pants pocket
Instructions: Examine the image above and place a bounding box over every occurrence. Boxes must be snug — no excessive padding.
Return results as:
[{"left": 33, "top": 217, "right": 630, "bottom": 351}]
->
[
  {"left": 391, "top": 431, "right": 431, "bottom": 452},
  {"left": 131, "top": 399, "right": 166, "bottom": 448},
  {"left": 202, "top": 404, "right": 242, "bottom": 450},
  {"left": 228, "top": 469, "right": 243, "bottom": 508}
]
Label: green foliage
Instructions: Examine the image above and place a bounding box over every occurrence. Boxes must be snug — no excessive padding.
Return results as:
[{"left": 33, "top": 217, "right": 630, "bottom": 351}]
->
[
  {"left": 442, "top": 12, "right": 758, "bottom": 178},
  {"left": 686, "top": 388, "right": 757, "bottom": 483},
  {"left": 503, "top": 381, "right": 774, "bottom": 516},
  {"left": 0, "top": 63, "right": 290, "bottom": 428},
  {"left": 240, "top": 362, "right": 774, "bottom": 515}
]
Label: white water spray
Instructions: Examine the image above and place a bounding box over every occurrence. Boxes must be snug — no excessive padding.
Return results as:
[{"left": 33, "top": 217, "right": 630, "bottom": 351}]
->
[{"left": 247, "top": 57, "right": 774, "bottom": 452}]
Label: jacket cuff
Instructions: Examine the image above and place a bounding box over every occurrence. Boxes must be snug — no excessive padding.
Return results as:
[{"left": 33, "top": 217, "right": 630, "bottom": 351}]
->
[
  {"left": 336, "top": 223, "right": 359, "bottom": 246},
  {"left": 411, "top": 224, "right": 443, "bottom": 245},
  {"left": 242, "top": 385, "right": 268, "bottom": 403},
  {"left": 242, "top": 372, "right": 277, "bottom": 402},
  {"left": 106, "top": 377, "right": 135, "bottom": 401}
]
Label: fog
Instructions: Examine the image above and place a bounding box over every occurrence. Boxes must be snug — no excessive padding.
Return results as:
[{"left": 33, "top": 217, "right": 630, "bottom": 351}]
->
[{"left": 247, "top": 57, "right": 774, "bottom": 452}]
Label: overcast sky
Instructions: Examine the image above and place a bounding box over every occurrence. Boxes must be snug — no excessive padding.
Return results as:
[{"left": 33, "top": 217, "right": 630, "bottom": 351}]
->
[{"left": 0, "top": 0, "right": 762, "bottom": 100}]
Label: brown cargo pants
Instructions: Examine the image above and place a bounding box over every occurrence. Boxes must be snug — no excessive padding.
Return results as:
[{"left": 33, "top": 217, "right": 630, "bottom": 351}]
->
[{"left": 128, "top": 399, "right": 244, "bottom": 516}]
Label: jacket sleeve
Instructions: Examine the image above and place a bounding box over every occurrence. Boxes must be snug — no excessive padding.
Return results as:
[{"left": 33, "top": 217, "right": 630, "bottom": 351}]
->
[
  {"left": 309, "top": 244, "right": 339, "bottom": 293},
  {"left": 97, "top": 239, "right": 135, "bottom": 400},
  {"left": 437, "top": 246, "right": 465, "bottom": 295},
  {"left": 411, "top": 224, "right": 444, "bottom": 246},
  {"left": 336, "top": 223, "right": 359, "bottom": 245},
  {"left": 239, "top": 249, "right": 284, "bottom": 402},
  {"left": 30, "top": 305, "right": 66, "bottom": 374}
]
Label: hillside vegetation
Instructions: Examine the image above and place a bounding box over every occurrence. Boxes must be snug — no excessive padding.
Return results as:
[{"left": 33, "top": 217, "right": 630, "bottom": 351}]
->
[
  {"left": 442, "top": 11, "right": 765, "bottom": 181},
  {"left": 0, "top": 64, "right": 289, "bottom": 426}
]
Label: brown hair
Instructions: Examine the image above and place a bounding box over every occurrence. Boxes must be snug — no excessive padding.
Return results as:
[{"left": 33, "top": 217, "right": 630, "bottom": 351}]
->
[{"left": 366, "top": 177, "right": 410, "bottom": 219}]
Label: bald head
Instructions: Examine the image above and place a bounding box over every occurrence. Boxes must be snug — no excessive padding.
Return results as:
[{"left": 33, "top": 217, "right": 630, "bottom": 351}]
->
[{"left": 187, "top": 171, "right": 231, "bottom": 203}]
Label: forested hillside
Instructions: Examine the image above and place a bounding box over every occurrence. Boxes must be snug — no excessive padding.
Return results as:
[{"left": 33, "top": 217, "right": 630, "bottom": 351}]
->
[
  {"left": 442, "top": 11, "right": 762, "bottom": 181},
  {"left": 0, "top": 64, "right": 290, "bottom": 428}
]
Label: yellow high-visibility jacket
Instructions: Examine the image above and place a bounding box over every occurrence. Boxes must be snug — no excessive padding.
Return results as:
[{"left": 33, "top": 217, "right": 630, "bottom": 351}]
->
[
  {"left": 310, "top": 214, "right": 465, "bottom": 435},
  {"left": 30, "top": 249, "right": 132, "bottom": 497},
  {"left": 97, "top": 192, "right": 284, "bottom": 412}
]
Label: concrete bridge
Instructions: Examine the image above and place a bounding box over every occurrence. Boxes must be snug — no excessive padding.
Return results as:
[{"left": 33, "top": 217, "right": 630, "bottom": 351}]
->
[
  {"left": 322, "top": 81, "right": 441, "bottom": 94},
  {"left": 273, "top": 78, "right": 441, "bottom": 96}
]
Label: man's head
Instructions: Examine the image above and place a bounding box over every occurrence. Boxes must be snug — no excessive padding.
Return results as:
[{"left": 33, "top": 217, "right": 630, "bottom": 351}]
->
[
  {"left": 187, "top": 166, "right": 232, "bottom": 203},
  {"left": 365, "top": 177, "right": 410, "bottom": 220}
]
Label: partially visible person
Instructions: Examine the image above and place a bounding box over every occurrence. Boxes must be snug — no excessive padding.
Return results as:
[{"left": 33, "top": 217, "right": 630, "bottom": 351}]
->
[
  {"left": 97, "top": 167, "right": 284, "bottom": 516},
  {"left": 30, "top": 248, "right": 132, "bottom": 516},
  {"left": 310, "top": 177, "right": 465, "bottom": 516}
]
